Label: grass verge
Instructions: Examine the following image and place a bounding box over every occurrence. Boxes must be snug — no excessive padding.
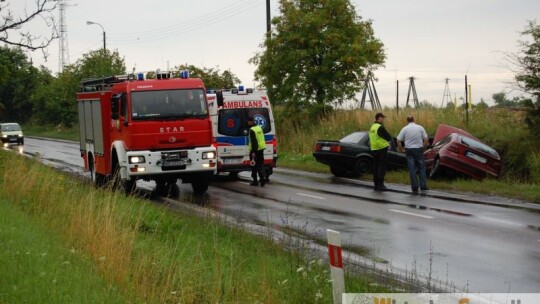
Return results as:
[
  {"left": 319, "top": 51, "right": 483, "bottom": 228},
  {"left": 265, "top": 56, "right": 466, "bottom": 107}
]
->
[
  {"left": 1, "top": 150, "right": 411, "bottom": 303},
  {"left": 0, "top": 198, "right": 131, "bottom": 303},
  {"left": 22, "top": 124, "right": 79, "bottom": 142}
]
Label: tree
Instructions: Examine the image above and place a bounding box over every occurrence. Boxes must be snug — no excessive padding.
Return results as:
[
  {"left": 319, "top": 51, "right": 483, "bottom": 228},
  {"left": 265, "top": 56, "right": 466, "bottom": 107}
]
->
[
  {"left": 250, "top": 0, "right": 385, "bottom": 115},
  {"left": 173, "top": 64, "right": 241, "bottom": 89},
  {"left": 0, "top": 46, "right": 41, "bottom": 122},
  {"left": 30, "top": 49, "right": 126, "bottom": 127},
  {"left": 0, "top": 0, "right": 57, "bottom": 54},
  {"left": 515, "top": 21, "right": 540, "bottom": 102},
  {"left": 475, "top": 98, "right": 489, "bottom": 111},
  {"left": 73, "top": 49, "right": 126, "bottom": 79},
  {"left": 512, "top": 21, "right": 540, "bottom": 136}
]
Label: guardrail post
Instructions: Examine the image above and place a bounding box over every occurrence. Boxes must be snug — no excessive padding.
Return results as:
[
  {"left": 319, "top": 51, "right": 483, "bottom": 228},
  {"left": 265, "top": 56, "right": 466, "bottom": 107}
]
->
[{"left": 327, "top": 229, "right": 345, "bottom": 304}]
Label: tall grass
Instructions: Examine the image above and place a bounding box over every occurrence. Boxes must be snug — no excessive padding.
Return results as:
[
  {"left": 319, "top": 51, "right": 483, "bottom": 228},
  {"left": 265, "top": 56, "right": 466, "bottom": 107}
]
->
[{"left": 1, "top": 151, "right": 403, "bottom": 303}]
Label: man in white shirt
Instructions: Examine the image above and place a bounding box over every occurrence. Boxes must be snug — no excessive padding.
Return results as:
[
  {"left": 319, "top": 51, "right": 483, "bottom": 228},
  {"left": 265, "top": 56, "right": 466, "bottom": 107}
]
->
[{"left": 396, "top": 116, "right": 429, "bottom": 194}]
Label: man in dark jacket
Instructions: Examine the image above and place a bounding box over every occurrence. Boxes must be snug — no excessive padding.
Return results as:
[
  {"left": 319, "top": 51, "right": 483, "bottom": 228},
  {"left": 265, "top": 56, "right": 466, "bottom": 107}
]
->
[
  {"left": 248, "top": 116, "right": 266, "bottom": 187},
  {"left": 369, "top": 112, "right": 392, "bottom": 191}
]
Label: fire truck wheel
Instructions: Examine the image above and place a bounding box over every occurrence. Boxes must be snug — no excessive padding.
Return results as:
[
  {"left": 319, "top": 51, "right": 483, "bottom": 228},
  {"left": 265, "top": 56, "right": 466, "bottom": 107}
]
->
[
  {"left": 123, "top": 178, "right": 137, "bottom": 195},
  {"left": 89, "top": 156, "right": 106, "bottom": 187},
  {"left": 154, "top": 180, "right": 179, "bottom": 198},
  {"left": 191, "top": 180, "right": 209, "bottom": 195}
]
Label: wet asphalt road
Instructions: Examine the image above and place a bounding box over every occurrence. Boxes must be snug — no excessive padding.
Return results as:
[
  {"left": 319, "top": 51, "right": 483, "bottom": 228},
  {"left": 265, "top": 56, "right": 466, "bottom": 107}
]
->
[{"left": 9, "top": 137, "right": 540, "bottom": 292}]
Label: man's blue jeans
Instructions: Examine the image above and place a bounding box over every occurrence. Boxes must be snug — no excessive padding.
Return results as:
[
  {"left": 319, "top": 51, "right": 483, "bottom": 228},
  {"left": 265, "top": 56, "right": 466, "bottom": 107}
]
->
[{"left": 406, "top": 147, "right": 427, "bottom": 190}]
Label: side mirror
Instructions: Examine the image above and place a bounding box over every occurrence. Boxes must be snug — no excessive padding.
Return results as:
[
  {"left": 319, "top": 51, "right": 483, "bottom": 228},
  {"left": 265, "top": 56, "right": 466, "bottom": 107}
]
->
[
  {"left": 111, "top": 94, "right": 120, "bottom": 120},
  {"left": 216, "top": 90, "right": 224, "bottom": 107}
]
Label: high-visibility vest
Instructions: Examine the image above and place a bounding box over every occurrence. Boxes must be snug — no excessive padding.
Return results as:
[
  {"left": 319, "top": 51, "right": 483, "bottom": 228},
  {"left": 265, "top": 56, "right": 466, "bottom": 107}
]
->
[
  {"left": 369, "top": 123, "right": 390, "bottom": 151},
  {"left": 249, "top": 125, "right": 266, "bottom": 151}
]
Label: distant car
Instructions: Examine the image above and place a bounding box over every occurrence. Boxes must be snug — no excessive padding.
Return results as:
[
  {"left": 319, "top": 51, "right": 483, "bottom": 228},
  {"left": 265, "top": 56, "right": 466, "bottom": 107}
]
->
[
  {"left": 424, "top": 124, "right": 501, "bottom": 180},
  {"left": 0, "top": 123, "right": 24, "bottom": 145},
  {"left": 313, "top": 131, "right": 407, "bottom": 177}
]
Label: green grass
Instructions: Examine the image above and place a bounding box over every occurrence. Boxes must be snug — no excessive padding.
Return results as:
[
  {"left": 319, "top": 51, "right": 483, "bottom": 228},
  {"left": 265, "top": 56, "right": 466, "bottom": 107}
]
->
[
  {"left": 0, "top": 151, "right": 408, "bottom": 303},
  {"left": 0, "top": 199, "right": 132, "bottom": 303},
  {"left": 22, "top": 124, "right": 79, "bottom": 142}
]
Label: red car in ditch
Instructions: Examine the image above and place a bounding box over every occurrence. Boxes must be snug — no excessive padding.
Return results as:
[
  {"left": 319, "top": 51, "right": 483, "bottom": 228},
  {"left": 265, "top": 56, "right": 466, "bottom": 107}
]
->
[{"left": 424, "top": 124, "right": 502, "bottom": 180}]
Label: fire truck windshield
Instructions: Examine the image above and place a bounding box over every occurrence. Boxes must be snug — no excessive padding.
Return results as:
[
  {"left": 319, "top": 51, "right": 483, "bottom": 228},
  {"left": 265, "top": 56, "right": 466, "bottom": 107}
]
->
[{"left": 131, "top": 89, "right": 208, "bottom": 121}]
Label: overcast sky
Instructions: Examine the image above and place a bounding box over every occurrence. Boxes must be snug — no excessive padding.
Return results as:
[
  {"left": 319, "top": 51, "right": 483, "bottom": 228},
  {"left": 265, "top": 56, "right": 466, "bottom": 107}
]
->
[{"left": 13, "top": 0, "right": 540, "bottom": 107}]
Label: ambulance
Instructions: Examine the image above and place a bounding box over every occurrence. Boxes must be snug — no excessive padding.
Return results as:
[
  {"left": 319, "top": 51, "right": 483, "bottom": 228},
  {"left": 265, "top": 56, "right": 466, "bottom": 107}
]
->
[{"left": 208, "top": 87, "right": 277, "bottom": 179}]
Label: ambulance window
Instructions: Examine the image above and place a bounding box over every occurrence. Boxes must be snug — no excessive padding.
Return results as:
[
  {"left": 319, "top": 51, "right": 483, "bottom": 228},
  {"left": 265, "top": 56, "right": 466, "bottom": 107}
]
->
[
  {"left": 247, "top": 108, "right": 271, "bottom": 133},
  {"left": 218, "top": 109, "right": 244, "bottom": 136}
]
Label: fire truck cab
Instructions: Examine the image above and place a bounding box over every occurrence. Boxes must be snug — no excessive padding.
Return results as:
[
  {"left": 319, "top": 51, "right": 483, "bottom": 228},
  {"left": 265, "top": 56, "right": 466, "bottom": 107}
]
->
[
  {"left": 208, "top": 87, "right": 277, "bottom": 179},
  {"left": 77, "top": 72, "right": 217, "bottom": 195}
]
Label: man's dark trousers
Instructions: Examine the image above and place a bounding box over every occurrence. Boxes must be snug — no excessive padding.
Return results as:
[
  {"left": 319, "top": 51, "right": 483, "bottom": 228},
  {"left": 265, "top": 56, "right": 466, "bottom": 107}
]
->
[{"left": 372, "top": 147, "right": 388, "bottom": 190}]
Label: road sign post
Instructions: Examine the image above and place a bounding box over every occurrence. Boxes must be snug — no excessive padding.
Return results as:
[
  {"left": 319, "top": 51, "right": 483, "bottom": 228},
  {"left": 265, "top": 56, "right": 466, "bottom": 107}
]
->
[{"left": 327, "top": 229, "right": 345, "bottom": 304}]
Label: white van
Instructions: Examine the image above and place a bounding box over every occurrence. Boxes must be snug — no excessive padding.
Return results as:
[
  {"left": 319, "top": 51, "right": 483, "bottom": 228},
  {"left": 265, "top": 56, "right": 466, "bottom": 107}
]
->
[
  {"left": 1, "top": 123, "right": 24, "bottom": 145},
  {"left": 208, "top": 87, "right": 277, "bottom": 179}
]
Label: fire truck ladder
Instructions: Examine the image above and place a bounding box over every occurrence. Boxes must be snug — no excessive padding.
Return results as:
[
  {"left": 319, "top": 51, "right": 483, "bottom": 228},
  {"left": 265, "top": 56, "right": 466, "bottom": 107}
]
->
[
  {"left": 80, "top": 76, "right": 127, "bottom": 92},
  {"left": 360, "top": 72, "right": 382, "bottom": 110},
  {"left": 405, "top": 76, "right": 420, "bottom": 108}
]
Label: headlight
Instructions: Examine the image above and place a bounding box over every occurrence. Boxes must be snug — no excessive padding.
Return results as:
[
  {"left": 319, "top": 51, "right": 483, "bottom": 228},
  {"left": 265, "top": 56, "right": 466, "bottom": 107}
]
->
[
  {"left": 18, "top": 134, "right": 23, "bottom": 137},
  {"left": 202, "top": 151, "right": 216, "bottom": 159},
  {"left": 129, "top": 156, "right": 146, "bottom": 164},
  {"left": 2, "top": 135, "right": 6, "bottom": 138}
]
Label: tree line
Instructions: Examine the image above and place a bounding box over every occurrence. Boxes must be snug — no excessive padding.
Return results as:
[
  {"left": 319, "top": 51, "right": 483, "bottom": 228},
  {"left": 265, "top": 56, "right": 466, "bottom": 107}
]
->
[{"left": 0, "top": 0, "right": 539, "bottom": 135}]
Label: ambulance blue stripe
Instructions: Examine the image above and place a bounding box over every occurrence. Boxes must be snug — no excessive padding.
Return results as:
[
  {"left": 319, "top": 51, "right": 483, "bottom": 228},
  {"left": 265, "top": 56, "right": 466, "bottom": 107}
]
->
[{"left": 216, "top": 135, "right": 274, "bottom": 146}]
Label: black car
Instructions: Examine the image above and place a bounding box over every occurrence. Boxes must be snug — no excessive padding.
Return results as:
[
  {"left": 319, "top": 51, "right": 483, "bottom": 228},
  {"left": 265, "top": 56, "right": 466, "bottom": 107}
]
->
[{"left": 313, "top": 131, "right": 407, "bottom": 177}]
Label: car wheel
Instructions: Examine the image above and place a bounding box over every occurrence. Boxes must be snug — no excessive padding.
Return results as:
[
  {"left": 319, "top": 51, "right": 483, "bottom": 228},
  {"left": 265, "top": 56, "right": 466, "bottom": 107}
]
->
[
  {"left": 429, "top": 157, "right": 441, "bottom": 179},
  {"left": 354, "top": 158, "right": 372, "bottom": 176},
  {"left": 330, "top": 165, "right": 347, "bottom": 177}
]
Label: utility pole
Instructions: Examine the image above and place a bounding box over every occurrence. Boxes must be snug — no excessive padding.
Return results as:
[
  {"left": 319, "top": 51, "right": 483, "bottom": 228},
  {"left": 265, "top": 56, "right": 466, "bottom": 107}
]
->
[
  {"left": 58, "top": 0, "right": 70, "bottom": 73},
  {"left": 266, "top": 0, "right": 271, "bottom": 35},
  {"left": 465, "top": 75, "right": 469, "bottom": 126},
  {"left": 442, "top": 78, "right": 452, "bottom": 108},
  {"left": 405, "top": 77, "right": 420, "bottom": 108},
  {"left": 359, "top": 72, "right": 382, "bottom": 110},
  {"left": 396, "top": 80, "right": 399, "bottom": 115}
]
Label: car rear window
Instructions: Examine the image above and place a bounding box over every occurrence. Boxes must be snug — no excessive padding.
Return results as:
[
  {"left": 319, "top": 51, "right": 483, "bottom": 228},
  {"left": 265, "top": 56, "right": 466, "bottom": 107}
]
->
[
  {"left": 340, "top": 132, "right": 366, "bottom": 143},
  {"left": 460, "top": 136, "right": 499, "bottom": 159},
  {"left": 218, "top": 108, "right": 271, "bottom": 136}
]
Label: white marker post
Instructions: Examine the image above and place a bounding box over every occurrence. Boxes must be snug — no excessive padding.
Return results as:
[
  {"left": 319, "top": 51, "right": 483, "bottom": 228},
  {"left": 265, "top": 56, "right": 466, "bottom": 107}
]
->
[{"left": 327, "top": 229, "right": 345, "bottom": 304}]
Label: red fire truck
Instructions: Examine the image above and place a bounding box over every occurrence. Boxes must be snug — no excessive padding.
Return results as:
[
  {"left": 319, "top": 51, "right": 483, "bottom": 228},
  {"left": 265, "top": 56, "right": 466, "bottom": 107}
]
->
[{"left": 76, "top": 72, "right": 217, "bottom": 195}]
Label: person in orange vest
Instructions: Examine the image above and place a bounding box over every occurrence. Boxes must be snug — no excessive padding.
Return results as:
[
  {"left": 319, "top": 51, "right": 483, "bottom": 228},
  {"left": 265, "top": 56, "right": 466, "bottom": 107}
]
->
[
  {"left": 369, "top": 112, "right": 392, "bottom": 191},
  {"left": 248, "top": 116, "right": 266, "bottom": 187}
]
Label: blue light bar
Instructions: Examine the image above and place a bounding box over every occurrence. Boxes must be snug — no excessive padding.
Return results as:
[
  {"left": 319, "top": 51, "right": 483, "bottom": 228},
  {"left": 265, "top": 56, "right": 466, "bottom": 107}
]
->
[
  {"left": 180, "top": 70, "right": 189, "bottom": 79},
  {"left": 137, "top": 73, "right": 144, "bottom": 80}
]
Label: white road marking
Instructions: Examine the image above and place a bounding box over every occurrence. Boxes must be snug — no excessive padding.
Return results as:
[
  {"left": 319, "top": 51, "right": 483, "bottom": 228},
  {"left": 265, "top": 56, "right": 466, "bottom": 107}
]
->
[
  {"left": 389, "top": 209, "right": 434, "bottom": 219},
  {"left": 296, "top": 193, "right": 326, "bottom": 200},
  {"left": 477, "top": 216, "right": 524, "bottom": 228}
]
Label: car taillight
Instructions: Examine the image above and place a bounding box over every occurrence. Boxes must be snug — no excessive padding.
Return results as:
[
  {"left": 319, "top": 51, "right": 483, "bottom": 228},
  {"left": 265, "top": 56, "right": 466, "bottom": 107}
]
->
[
  {"left": 315, "top": 143, "right": 322, "bottom": 151},
  {"left": 330, "top": 145, "right": 341, "bottom": 153}
]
